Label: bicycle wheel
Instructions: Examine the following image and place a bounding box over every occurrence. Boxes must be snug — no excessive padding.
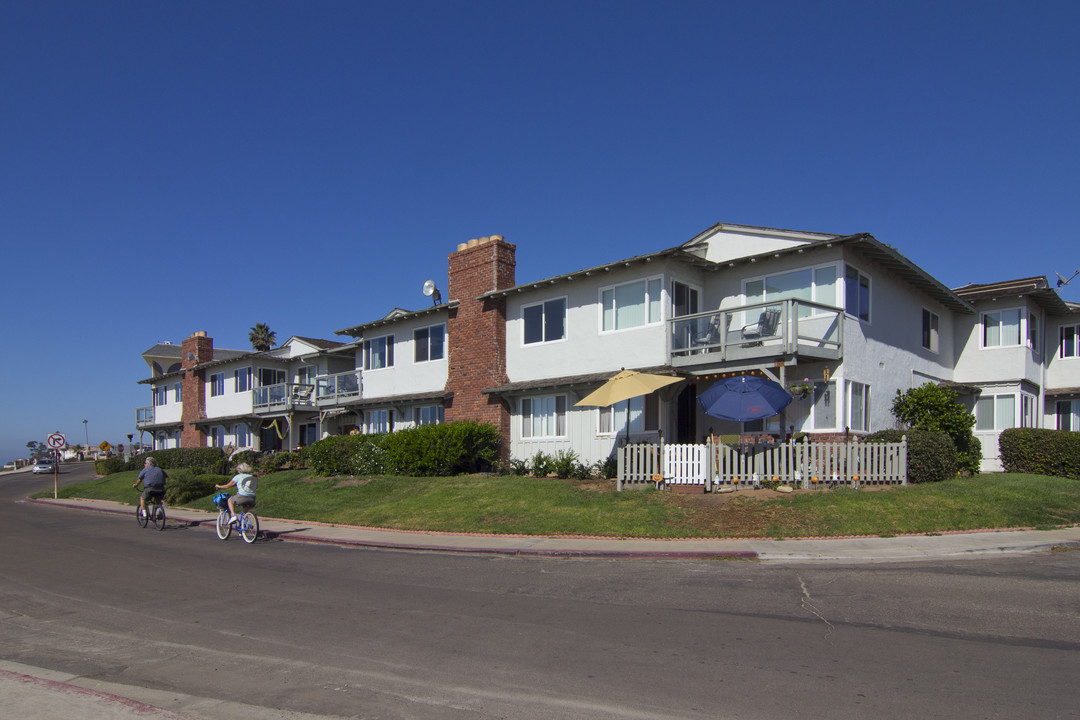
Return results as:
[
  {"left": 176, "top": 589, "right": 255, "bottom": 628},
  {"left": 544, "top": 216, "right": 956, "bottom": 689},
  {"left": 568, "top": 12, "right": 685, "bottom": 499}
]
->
[
  {"left": 136, "top": 504, "right": 148, "bottom": 528},
  {"left": 240, "top": 512, "right": 259, "bottom": 544},
  {"left": 152, "top": 502, "right": 166, "bottom": 531},
  {"left": 216, "top": 510, "right": 232, "bottom": 540}
]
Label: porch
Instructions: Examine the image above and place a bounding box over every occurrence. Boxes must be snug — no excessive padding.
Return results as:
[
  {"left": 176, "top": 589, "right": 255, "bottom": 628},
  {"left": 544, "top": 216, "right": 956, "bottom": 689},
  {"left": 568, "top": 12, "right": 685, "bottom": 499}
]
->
[
  {"left": 253, "top": 383, "right": 316, "bottom": 413},
  {"left": 617, "top": 438, "right": 907, "bottom": 491}
]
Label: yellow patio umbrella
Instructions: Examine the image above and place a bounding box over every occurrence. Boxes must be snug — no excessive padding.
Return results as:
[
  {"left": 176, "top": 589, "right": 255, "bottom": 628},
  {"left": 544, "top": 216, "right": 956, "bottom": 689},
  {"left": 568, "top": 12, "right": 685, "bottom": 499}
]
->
[{"left": 575, "top": 369, "right": 683, "bottom": 444}]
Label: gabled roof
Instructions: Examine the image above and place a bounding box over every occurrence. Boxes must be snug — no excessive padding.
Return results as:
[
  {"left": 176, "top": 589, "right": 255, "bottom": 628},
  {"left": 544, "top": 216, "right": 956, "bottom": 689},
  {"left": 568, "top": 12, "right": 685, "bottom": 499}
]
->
[
  {"left": 290, "top": 336, "right": 346, "bottom": 351},
  {"left": 334, "top": 301, "right": 458, "bottom": 338},
  {"left": 952, "top": 277, "right": 1074, "bottom": 315}
]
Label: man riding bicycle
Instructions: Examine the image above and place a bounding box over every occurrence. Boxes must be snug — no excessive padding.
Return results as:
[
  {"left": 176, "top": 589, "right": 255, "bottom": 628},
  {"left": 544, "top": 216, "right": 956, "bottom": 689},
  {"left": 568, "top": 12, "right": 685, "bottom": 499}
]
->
[
  {"left": 215, "top": 463, "right": 257, "bottom": 525},
  {"left": 133, "top": 456, "right": 167, "bottom": 516}
]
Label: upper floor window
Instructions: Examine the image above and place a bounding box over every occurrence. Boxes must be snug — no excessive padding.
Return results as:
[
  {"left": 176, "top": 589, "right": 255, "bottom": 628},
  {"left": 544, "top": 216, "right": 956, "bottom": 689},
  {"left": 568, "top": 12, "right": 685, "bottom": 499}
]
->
[
  {"left": 601, "top": 277, "right": 662, "bottom": 332},
  {"left": 983, "top": 308, "right": 1022, "bottom": 348},
  {"left": 297, "top": 365, "right": 317, "bottom": 386},
  {"left": 174, "top": 383, "right": 182, "bottom": 403},
  {"left": 671, "top": 281, "right": 700, "bottom": 317},
  {"left": 921, "top": 309, "right": 939, "bottom": 353},
  {"left": 153, "top": 386, "right": 167, "bottom": 407},
  {"left": 414, "top": 325, "right": 446, "bottom": 362},
  {"left": 523, "top": 298, "right": 566, "bottom": 344},
  {"left": 234, "top": 368, "right": 251, "bottom": 393},
  {"left": 521, "top": 395, "right": 567, "bottom": 438},
  {"left": 259, "top": 368, "right": 286, "bottom": 386},
  {"left": 845, "top": 265, "right": 870, "bottom": 322},
  {"left": 1028, "top": 313, "right": 1039, "bottom": 353},
  {"left": 363, "top": 335, "right": 394, "bottom": 370},
  {"left": 1060, "top": 324, "right": 1079, "bottom": 358},
  {"left": 210, "top": 373, "right": 225, "bottom": 397},
  {"left": 745, "top": 265, "right": 837, "bottom": 319}
]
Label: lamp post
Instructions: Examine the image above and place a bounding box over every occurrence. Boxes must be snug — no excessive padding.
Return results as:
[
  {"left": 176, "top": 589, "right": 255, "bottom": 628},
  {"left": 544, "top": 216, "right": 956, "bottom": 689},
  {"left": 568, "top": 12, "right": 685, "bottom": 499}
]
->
[{"left": 83, "top": 419, "right": 88, "bottom": 446}]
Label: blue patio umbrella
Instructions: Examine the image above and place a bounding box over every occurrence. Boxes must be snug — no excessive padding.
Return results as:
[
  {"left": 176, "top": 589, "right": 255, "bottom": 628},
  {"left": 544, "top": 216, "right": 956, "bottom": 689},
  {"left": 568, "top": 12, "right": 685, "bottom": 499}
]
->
[{"left": 697, "top": 375, "right": 793, "bottom": 422}]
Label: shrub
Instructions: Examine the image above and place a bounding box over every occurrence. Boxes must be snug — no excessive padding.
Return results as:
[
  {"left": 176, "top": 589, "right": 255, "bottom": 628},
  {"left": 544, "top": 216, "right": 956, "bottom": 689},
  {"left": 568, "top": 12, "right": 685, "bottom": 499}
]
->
[
  {"left": 96, "top": 456, "right": 127, "bottom": 475},
  {"left": 595, "top": 454, "right": 618, "bottom": 479},
  {"left": 865, "top": 429, "right": 957, "bottom": 483},
  {"left": 260, "top": 450, "right": 304, "bottom": 472},
  {"left": 999, "top": 428, "right": 1080, "bottom": 479},
  {"left": 164, "top": 469, "right": 221, "bottom": 505},
  {"left": 892, "top": 383, "right": 981, "bottom": 475},
  {"left": 122, "top": 448, "right": 229, "bottom": 475},
  {"left": 551, "top": 450, "right": 579, "bottom": 479},
  {"left": 571, "top": 461, "right": 595, "bottom": 480},
  {"left": 529, "top": 451, "right": 553, "bottom": 478}
]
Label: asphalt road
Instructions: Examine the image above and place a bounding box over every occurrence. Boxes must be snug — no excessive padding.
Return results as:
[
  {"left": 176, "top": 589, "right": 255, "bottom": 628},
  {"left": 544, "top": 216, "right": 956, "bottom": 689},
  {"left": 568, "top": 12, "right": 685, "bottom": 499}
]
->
[{"left": 1, "top": 463, "right": 1078, "bottom": 720}]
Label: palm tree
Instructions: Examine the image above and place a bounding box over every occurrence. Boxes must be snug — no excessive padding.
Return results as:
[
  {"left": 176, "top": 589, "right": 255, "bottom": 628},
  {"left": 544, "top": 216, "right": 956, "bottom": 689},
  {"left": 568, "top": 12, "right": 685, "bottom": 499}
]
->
[{"left": 249, "top": 323, "right": 277, "bottom": 351}]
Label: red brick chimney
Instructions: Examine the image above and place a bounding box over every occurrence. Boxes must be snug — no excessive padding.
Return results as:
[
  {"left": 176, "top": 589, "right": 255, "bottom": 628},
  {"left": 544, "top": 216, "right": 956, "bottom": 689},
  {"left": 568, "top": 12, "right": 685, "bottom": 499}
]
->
[
  {"left": 180, "top": 331, "right": 213, "bottom": 448},
  {"left": 444, "top": 236, "right": 516, "bottom": 457}
]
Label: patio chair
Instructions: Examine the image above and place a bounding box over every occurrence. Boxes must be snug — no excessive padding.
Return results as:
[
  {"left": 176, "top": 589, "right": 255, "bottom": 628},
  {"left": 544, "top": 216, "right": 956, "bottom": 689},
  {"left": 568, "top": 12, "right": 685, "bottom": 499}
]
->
[
  {"left": 740, "top": 308, "right": 781, "bottom": 343},
  {"left": 692, "top": 316, "right": 724, "bottom": 353}
]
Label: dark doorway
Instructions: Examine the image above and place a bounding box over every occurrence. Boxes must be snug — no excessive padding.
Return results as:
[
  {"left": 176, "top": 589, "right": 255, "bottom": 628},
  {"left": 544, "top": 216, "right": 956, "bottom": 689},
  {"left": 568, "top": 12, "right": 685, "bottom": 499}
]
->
[{"left": 674, "top": 384, "right": 697, "bottom": 444}]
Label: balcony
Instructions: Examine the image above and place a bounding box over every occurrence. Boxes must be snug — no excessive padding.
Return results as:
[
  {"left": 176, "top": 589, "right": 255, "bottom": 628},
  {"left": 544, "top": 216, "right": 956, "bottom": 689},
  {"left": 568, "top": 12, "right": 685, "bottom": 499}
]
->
[
  {"left": 315, "top": 371, "right": 361, "bottom": 406},
  {"left": 253, "top": 383, "right": 316, "bottom": 413},
  {"left": 669, "top": 298, "right": 843, "bottom": 370},
  {"left": 136, "top": 406, "right": 154, "bottom": 428}
]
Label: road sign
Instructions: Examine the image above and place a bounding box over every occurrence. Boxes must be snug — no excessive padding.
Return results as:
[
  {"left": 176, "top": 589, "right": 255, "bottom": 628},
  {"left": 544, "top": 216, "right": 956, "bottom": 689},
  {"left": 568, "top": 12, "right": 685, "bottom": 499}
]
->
[
  {"left": 99, "top": 441, "right": 112, "bottom": 451},
  {"left": 47, "top": 433, "right": 66, "bottom": 449}
]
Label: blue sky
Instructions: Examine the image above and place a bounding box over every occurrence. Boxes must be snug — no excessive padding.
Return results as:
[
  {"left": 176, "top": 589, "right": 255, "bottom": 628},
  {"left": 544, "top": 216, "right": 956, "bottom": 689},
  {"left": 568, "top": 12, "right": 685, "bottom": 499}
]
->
[{"left": 2, "top": 0, "right": 1078, "bottom": 464}]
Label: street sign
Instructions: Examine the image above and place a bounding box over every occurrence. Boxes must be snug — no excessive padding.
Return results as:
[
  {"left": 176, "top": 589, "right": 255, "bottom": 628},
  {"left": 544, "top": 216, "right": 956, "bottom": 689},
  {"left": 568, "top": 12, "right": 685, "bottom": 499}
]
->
[
  {"left": 47, "top": 433, "right": 66, "bottom": 449},
  {"left": 99, "top": 441, "right": 112, "bottom": 451}
]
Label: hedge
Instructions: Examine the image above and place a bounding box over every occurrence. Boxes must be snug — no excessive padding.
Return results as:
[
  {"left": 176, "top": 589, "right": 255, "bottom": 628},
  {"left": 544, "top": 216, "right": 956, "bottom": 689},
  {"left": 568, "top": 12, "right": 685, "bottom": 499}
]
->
[
  {"left": 864, "top": 429, "right": 957, "bottom": 483},
  {"left": 999, "top": 428, "right": 1080, "bottom": 479}
]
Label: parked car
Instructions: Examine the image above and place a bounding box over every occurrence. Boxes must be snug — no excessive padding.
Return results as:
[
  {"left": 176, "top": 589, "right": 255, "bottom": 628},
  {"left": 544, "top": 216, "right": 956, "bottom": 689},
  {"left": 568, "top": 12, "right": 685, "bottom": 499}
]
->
[{"left": 32, "top": 459, "right": 56, "bottom": 474}]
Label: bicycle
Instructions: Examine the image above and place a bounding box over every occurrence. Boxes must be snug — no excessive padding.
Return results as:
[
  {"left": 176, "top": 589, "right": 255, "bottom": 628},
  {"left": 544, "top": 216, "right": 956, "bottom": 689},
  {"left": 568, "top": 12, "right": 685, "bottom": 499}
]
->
[
  {"left": 212, "top": 493, "right": 259, "bottom": 543},
  {"left": 137, "top": 493, "right": 166, "bottom": 531}
]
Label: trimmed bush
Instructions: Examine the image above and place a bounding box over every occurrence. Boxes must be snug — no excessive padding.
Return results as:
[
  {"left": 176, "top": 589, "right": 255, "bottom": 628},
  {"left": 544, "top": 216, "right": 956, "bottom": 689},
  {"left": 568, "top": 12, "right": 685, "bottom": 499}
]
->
[
  {"left": 118, "top": 448, "right": 228, "bottom": 475},
  {"left": 164, "top": 469, "right": 222, "bottom": 505},
  {"left": 865, "top": 429, "right": 957, "bottom": 483},
  {"left": 999, "top": 428, "right": 1080, "bottom": 479}
]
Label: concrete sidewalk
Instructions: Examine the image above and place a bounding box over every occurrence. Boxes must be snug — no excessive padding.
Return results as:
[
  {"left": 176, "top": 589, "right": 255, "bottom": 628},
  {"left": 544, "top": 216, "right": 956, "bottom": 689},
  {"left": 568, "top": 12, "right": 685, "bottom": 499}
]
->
[{"left": 27, "top": 495, "right": 1080, "bottom": 563}]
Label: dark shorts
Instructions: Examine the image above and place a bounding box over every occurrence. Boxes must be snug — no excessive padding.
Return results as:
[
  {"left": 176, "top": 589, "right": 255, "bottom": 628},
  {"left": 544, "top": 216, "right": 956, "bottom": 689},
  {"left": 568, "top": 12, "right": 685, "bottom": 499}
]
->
[
  {"left": 233, "top": 494, "right": 256, "bottom": 509},
  {"left": 142, "top": 488, "right": 165, "bottom": 501}
]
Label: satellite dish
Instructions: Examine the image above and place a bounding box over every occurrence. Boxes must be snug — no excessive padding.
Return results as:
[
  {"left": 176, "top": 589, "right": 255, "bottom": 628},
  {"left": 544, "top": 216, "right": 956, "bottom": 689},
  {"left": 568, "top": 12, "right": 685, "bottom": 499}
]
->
[
  {"left": 422, "top": 279, "right": 442, "bottom": 306},
  {"left": 1056, "top": 270, "right": 1079, "bottom": 288}
]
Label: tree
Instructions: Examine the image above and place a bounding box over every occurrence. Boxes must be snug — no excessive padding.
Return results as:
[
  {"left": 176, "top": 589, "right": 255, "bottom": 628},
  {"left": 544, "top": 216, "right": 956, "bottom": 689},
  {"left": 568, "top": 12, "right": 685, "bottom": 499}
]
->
[
  {"left": 249, "top": 323, "right": 277, "bottom": 352},
  {"left": 25, "top": 441, "right": 50, "bottom": 461},
  {"left": 892, "top": 383, "right": 981, "bottom": 475}
]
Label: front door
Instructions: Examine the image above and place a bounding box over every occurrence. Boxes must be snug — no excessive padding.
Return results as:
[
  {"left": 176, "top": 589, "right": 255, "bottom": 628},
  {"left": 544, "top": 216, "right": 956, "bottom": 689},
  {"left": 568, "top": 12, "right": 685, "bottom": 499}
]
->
[{"left": 674, "top": 384, "right": 697, "bottom": 444}]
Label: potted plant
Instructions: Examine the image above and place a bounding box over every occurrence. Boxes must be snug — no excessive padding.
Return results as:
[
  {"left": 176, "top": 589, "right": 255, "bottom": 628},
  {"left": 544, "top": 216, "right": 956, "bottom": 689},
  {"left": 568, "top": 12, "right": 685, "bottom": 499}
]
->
[{"left": 787, "top": 379, "right": 813, "bottom": 398}]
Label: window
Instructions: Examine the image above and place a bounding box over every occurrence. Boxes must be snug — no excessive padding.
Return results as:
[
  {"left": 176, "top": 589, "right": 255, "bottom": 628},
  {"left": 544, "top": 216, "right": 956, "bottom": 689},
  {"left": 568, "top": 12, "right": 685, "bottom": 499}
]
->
[
  {"left": 812, "top": 381, "right": 836, "bottom": 430},
  {"left": 297, "top": 365, "right": 317, "bottom": 386},
  {"left": 983, "top": 308, "right": 1022, "bottom": 347},
  {"left": 922, "top": 309, "right": 939, "bottom": 352},
  {"left": 298, "top": 422, "right": 318, "bottom": 447},
  {"left": 601, "top": 277, "right": 662, "bottom": 332},
  {"left": 234, "top": 368, "right": 251, "bottom": 393},
  {"left": 153, "top": 386, "right": 167, "bottom": 407},
  {"left": 365, "top": 409, "right": 392, "bottom": 434},
  {"left": 1057, "top": 401, "right": 1078, "bottom": 431},
  {"left": 259, "top": 368, "right": 286, "bottom": 386},
  {"left": 523, "top": 298, "right": 566, "bottom": 344},
  {"left": 521, "top": 395, "right": 567, "bottom": 438},
  {"left": 1028, "top": 313, "right": 1039, "bottom": 353},
  {"left": 1060, "top": 325, "right": 1079, "bottom": 358},
  {"left": 363, "top": 335, "right": 394, "bottom": 370},
  {"left": 174, "top": 383, "right": 182, "bottom": 403},
  {"left": 975, "top": 393, "right": 1016, "bottom": 431},
  {"left": 210, "top": 426, "right": 225, "bottom": 448},
  {"left": 671, "top": 281, "right": 699, "bottom": 318},
  {"left": 1021, "top": 393, "right": 1037, "bottom": 428},
  {"left": 745, "top": 265, "right": 837, "bottom": 319},
  {"left": 848, "top": 381, "right": 870, "bottom": 432},
  {"left": 235, "top": 423, "right": 250, "bottom": 448},
  {"left": 598, "top": 395, "right": 658, "bottom": 436},
  {"left": 844, "top": 265, "right": 870, "bottom": 322},
  {"left": 210, "top": 373, "right": 225, "bottom": 397},
  {"left": 415, "top": 405, "right": 444, "bottom": 425},
  {"left": 414, "top": 325, "right": 446, "bottom": 361}
]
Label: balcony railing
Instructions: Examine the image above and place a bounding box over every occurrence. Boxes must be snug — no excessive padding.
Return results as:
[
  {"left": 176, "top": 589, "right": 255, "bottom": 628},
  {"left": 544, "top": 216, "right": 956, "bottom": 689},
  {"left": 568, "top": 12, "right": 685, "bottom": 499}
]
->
[
  {"left": 315, "top": 371, "right": 360, "bottom": 405},
  {"left": 669, "top": 298, "right": 843, "bottom": 368},
  {"left": 136, "top": 406, "right": 154, "bottom": 427},
  {"left": 253, "top": 383, "right": 316, "bottom": 412}
]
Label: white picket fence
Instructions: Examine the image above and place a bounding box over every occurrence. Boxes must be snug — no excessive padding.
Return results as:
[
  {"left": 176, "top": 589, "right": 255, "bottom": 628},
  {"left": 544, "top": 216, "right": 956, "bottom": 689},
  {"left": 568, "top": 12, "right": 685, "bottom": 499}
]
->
[{"left": 616, "top": 438, "right": 907, "bottom": 491}]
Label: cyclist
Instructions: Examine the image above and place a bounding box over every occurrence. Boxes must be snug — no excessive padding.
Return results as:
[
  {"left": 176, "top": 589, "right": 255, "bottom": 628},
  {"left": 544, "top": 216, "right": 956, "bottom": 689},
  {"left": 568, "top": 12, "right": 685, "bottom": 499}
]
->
[
  {"left": 133, "top": 456, "right": 167, "bottom": 517},
  {"left": 215, "top": 463, "right": 257, "bottom": 525}
]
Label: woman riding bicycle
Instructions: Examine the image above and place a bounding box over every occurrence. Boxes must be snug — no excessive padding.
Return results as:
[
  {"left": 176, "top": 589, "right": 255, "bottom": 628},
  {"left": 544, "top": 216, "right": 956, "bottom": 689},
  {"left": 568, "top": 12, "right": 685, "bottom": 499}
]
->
[{"left": 215, "top": 463, "right": 257, "bottom": 525}]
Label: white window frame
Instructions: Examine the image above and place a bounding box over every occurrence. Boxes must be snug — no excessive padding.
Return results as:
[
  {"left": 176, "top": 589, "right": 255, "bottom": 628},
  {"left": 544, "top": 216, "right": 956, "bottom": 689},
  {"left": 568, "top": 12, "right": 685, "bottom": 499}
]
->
[
  {"left": 414, "top": 324, "right": 446, "bottom": 362},
  {"left": 234, "top": 367, "right": 251, "bottom": 393},
  {"left": 1060, "top": 324, "right": 1079, "bottom": 359},
  {"left": 922, "top": 308, "right": 940, "bottom": 353},
  {"left": 522, "top": 297, "right": 567, "bottom": 345},
  {"left": 982, "top": 308, "right": 1023, "bottom": 348},
  {"left": 847, "top": 380, "right": 870, "bottom": 433},
  {"left": 975, "top": 393, "right": 1017, "bottom": 431},
  {"left": 844, "top": 264, "right": 871, "bottom": 322},
  {"left": 597, "top": 395, "right": 659, "bottom": 436},
  {"left": 363, "top": 335, "right": 395, "bottom": 370},
  {"left": 520, "top": 395, "right": 567, "bottom": 439},
  {"left": 235, "top": 423, "right": 250, "bottom": 448},
  {"left": 210, "top": 372, "right": 225, "bottom": 397},
  {"left": 210, "top": 425, "right": 225, "bottom": 447},
  {"left": 174, "top": 383, "right": 182, "bottom": 403},
  {"left": 1057, "top": 400, "right": 1079, "bottom": 431},
  {"left": 600, "top": 276, "right": 663, "bottom": 333},
  {"left": 153, "top": 386, "right": 167, "bottom": 407},
  {"left": 365, "top": 408, "right": 392, "bottom": 434},
  {"left": 415, "top": 405, "right": 444, "bottom": 425},
  {"left": 744, "top": 263, "right": 838, "bottom": 319}
]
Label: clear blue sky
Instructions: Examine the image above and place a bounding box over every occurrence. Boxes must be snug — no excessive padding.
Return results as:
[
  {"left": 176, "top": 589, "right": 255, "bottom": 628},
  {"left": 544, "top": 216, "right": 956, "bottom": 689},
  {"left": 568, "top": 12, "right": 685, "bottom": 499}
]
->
[{"left": 2, "top": 0, "right": 1078, "bottom": 464}]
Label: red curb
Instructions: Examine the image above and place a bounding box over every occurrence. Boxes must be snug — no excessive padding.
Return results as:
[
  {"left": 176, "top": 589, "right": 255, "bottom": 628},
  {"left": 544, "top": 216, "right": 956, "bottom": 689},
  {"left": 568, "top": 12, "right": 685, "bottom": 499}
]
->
[{"left": 0, "top": 668, "right": 196, "bottom": 718}]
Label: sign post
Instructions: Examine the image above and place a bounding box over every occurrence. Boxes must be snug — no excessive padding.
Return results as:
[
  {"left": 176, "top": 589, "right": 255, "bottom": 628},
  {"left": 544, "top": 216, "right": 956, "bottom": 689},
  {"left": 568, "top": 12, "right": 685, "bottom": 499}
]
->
[{"left": 47, "top": 433, "right": 65, "bottom": 499}]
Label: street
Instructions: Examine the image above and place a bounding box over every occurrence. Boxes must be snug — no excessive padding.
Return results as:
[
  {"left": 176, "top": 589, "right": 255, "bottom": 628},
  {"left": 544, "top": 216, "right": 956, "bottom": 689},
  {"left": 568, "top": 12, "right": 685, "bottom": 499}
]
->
[{"left": 1, "top": 464, "right": 1078, "bottom": 719}]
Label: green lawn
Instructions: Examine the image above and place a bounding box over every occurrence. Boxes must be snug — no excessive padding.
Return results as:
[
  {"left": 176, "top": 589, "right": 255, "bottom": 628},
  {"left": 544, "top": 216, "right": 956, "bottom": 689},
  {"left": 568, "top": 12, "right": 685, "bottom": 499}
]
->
[{"left": 38, "top": 471, "right": 1080, "bottom": 539}]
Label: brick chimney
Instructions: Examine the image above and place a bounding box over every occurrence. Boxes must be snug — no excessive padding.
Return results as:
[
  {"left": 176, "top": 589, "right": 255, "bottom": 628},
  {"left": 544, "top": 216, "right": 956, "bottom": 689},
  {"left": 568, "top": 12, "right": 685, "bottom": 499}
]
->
[
  {"left": 444, "top": 236, "right": 516, "bottom": 457},
  {"left": 180, "top": 331, "right": 213, "bottom": 448}
]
